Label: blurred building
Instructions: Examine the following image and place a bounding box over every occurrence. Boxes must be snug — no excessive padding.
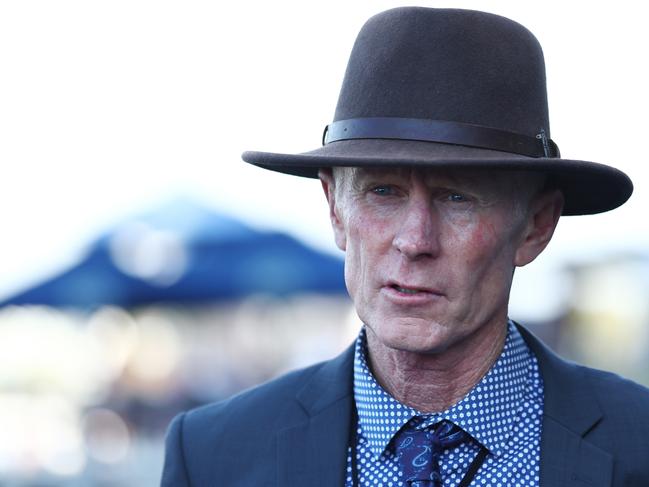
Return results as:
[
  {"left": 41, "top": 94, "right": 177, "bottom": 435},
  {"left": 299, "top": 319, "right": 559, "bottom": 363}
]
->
[{"left": 558, "top": 253, "right": 649, "bottom": 385}]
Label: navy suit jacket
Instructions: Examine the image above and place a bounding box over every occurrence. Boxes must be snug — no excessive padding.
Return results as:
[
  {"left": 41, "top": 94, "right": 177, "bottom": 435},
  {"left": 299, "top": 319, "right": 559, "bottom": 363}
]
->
[{"left": 161, "top": 325, "right": 649, "bottom": 486}]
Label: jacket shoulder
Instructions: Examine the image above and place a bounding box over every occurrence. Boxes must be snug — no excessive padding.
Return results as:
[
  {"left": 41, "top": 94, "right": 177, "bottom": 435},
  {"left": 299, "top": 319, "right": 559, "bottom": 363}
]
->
[
  {"left": 162, "top": 344, "right": 355, "bottom": 486},
  {"left": 580, "top": 364, "right": 649, "bottom": 418},
  {"left": 183, "top": 357, "right": 328, "bottom": 441},
  {"left": 578, "top": 365, "right": 649, "bottom": 485}
]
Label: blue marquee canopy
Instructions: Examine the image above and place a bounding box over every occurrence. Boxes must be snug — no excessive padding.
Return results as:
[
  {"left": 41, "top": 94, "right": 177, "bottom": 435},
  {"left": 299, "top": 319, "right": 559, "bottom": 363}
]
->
[{"left": 1, "top": 199, "right": 346, "bottom": 309}]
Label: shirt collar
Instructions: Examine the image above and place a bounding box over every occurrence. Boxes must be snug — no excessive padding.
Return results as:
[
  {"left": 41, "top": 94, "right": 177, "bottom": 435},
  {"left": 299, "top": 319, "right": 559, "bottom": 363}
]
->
[{"left": 353, "top": 320, "right": 539, "bottom": 459}]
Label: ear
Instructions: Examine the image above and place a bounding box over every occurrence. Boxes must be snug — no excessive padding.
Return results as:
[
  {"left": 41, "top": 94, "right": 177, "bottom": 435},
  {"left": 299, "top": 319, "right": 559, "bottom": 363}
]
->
[
  {"left": 319, "top": 169, "right": 347, "bottom": 251},
  {"left": 514, "top": 188, "right": 564, "bottom": 267}
]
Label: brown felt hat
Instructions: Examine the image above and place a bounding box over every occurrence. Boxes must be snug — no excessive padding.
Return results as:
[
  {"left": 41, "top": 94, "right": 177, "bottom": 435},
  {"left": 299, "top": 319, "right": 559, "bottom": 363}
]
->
[{"left": 242, "top": 7, "right": 633, "bottom": 215}]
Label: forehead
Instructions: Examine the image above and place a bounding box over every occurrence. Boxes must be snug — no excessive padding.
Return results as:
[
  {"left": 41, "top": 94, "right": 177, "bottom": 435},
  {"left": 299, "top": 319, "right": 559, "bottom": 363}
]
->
[{"left": 340, "top": 166, "right": 524, "bottom": 192}]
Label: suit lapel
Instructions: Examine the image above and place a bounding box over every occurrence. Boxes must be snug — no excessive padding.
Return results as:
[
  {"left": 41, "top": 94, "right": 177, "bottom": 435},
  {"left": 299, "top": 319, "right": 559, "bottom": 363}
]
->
[
  {"left": 276, "top": 345, "right": 355, "bottom": 487},
  {"left": 518, "top": 325, "right": 613, "bottom": 487},
  {"left": 540, "top": 417, "right": 612, "bottom": 486}
]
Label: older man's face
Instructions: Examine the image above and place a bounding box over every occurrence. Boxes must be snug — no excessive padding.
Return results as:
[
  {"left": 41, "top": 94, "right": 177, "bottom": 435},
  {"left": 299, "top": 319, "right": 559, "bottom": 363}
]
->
[{"left": 321, "top": 166, "right": 560, "bottom": 356}]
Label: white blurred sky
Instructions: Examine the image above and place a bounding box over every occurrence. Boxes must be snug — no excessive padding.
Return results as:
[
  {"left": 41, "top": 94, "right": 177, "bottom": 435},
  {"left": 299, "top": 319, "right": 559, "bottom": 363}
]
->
[{"left": 1, "top": 1, "right": 648, "bottom": 317}]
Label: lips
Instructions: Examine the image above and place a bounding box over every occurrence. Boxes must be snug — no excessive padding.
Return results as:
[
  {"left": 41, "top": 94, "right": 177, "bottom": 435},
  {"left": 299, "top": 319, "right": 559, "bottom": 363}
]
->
[
  {"left": 392, "top": 285, "right": 425, "bottom": 295},
  {"left": 387, "top": 281, "right": 442, "bottom": 296}
]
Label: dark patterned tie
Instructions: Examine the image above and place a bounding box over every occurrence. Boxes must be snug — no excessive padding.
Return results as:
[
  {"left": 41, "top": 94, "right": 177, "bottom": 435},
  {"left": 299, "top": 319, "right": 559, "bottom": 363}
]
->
[{"left": 395, "top": 419, "right": 469, "bottom": 487}]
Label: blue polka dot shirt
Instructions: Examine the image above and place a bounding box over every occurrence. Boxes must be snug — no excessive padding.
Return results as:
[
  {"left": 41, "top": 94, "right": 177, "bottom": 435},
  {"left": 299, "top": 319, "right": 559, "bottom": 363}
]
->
[{"left": 345, "top": 321, "right": 544, "bottom": 486}]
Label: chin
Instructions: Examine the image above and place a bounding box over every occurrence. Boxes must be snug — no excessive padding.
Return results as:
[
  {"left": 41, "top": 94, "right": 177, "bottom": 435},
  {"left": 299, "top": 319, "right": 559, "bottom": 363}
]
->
[{"left": 367, "top": 316, "right": 456, "bottom": 354}]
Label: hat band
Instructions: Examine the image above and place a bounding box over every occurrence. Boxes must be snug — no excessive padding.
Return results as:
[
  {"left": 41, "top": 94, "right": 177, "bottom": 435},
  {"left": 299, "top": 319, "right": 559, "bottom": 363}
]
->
[{"left": 323, "top": 117, "right": 560, "bottom": 158}]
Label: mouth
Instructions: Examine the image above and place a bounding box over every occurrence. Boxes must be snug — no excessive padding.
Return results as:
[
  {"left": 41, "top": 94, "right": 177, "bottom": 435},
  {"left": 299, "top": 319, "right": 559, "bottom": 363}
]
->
[
  {"left": 392, "top": 285, "right": 425, "bottom": 295},
  {"left": 386, "top": 282, "right": 442, "bottom": 296}
]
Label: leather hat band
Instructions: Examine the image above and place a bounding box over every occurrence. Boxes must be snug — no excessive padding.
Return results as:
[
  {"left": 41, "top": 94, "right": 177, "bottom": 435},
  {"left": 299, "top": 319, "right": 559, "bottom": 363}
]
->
[{"left": 322, "top": 117, "right": 560, "bottom": 158}]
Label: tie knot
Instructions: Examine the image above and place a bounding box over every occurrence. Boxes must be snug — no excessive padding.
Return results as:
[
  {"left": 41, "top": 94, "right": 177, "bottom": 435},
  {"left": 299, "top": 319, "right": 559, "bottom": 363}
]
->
[
  {"left": 427, "top": 420, "right": 469, "bottom": 450},
  {"left": 395, "top": 419, "right": 469, "bottom": 486}
]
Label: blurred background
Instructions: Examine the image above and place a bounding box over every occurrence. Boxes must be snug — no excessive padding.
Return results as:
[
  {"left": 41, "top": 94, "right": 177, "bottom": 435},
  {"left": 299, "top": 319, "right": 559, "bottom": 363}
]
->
[{"left": 1, "top": 1, "right": 648, "bottom": 485}]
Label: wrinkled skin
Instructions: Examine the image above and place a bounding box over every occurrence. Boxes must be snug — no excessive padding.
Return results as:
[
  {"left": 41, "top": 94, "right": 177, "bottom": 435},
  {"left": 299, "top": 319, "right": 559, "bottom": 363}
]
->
[{"left": 320, "top": 166, "right": 563, "bottom": 411}]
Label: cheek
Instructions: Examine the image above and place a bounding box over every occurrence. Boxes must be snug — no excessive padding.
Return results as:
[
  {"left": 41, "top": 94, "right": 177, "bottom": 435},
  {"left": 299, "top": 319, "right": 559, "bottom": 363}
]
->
[
  {"left": 347, "top": 208, "right": 394, "bottom": 252},
  {"left": 341, "top": 213, "right": 366, "bottom": 299},
  {"left": 468, "top": 220, "right": 498, "bottom": 253},
  {"left": 343, "top": 210, "right": 393, "bottom": 294},
  {"left": 446, "top": 215, "right": 515, "bottom": 273}
]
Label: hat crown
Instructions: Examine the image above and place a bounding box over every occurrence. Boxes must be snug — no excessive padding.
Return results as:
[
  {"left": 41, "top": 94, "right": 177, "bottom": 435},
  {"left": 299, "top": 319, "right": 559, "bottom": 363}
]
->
[
  {"left": 242, "top": 7, "right": 633, "bottom": 216},
  {"left": 334, "top": 7, "right": 550, "bottom": 138}
]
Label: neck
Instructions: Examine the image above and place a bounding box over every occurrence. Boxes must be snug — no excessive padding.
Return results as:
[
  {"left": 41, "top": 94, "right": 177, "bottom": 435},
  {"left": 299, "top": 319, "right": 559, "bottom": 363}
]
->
[{"left": 365, "top": 320, "right": 508, "bottom": 413}]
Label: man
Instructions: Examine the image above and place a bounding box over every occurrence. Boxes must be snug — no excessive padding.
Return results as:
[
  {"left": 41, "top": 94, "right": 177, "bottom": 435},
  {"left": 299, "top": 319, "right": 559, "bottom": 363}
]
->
[{"left": 162, "top": 7, "right": 649, "bottom": 486}]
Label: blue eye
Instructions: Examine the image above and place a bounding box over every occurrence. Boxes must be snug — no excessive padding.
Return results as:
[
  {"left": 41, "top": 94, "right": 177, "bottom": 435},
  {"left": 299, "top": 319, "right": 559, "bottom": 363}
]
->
[
  {"left": 371, "top": 186, "right": 394, "bottom": 196},
  {"left": 447, "top": 193, "right": 467, "bottom": 202}
]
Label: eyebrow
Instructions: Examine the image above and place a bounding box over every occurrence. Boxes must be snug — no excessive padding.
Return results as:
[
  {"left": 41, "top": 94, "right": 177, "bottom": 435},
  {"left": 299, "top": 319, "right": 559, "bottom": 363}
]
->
[{"left": 349, "top": 167, "right": 478, "bottom": 188}]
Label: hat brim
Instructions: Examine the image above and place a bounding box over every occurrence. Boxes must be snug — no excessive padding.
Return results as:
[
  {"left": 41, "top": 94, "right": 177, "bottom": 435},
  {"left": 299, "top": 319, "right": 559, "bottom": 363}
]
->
[{"left": 242, "top": 139, "right": 633, "bottom": 216}]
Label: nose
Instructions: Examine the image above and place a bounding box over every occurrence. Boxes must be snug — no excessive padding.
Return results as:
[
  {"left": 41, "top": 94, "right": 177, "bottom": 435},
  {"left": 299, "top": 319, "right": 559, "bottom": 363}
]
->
[{"left": 392, "top": 194, "right": 440, "bottom": 260}]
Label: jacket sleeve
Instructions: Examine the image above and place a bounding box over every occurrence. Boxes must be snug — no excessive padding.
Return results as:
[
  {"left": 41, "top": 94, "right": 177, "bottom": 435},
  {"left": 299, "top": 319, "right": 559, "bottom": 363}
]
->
[{"left": 160, "top": 412, "right": 191, "bottom": 487}]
